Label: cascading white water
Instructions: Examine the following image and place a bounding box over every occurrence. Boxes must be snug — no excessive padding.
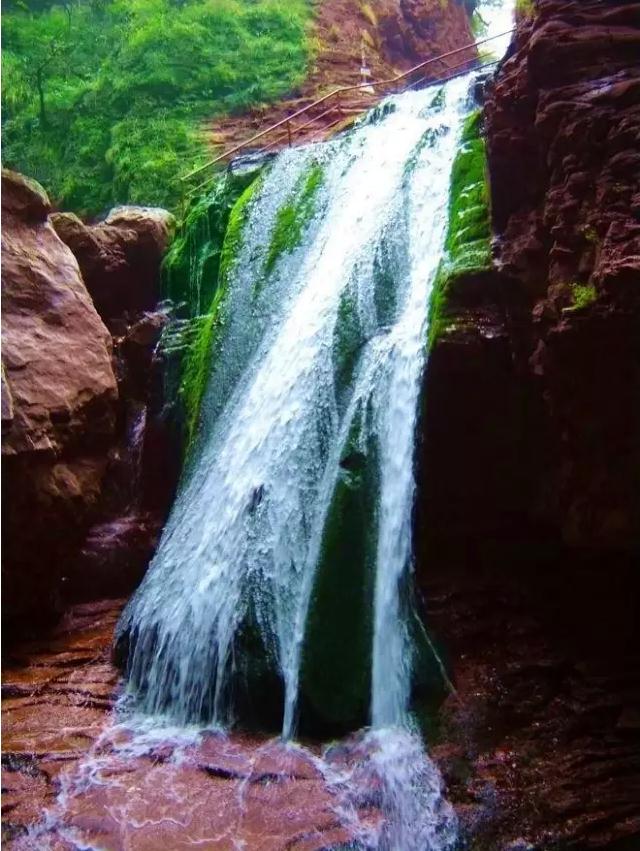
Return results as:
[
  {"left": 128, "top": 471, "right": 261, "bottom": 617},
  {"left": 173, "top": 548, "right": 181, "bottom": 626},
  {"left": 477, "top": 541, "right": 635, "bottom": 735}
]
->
[
  {"left": 117, "top": 79, "right": 468, "bottom": 736},
  {"left": 110, "top": 70, "right": 483, "bottom": 851},
  {"left": 118, "top": 76, "right": 475, "bottom": 744}
]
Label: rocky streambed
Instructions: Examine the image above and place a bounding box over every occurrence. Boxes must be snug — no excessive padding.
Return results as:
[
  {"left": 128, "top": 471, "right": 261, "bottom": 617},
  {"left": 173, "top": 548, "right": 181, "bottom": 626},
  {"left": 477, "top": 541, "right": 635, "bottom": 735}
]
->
[{"left": 2, "top": 601, "right": 384, "bottom": 850}]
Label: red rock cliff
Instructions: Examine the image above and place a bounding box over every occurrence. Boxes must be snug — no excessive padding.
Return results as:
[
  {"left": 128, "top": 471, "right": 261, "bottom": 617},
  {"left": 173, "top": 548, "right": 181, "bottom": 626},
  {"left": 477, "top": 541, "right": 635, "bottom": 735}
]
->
[{"left": 416, "top": 1, "right": 640, "bottom": 847}]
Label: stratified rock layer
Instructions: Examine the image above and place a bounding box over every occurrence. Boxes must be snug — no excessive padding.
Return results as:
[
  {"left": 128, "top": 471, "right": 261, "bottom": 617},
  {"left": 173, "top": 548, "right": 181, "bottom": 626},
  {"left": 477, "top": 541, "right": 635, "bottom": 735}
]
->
[{"left": 416, "top": 1, "right": 640, "bottom": 848}]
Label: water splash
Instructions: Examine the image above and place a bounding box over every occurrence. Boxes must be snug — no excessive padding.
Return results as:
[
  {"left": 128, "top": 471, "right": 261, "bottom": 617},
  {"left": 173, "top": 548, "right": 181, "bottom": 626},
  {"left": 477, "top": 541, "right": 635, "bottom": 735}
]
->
[{"left": 17, "top": 704, "right": 456, "bottom": 851}]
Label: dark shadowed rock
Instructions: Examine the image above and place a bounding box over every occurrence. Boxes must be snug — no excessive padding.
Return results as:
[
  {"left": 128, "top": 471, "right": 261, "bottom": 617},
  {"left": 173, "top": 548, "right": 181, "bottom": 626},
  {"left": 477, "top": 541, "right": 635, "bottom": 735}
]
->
[
  {"left": 1, "top": 170, "right": 119, "bottom": 633},
  {"left": 416, "top": 2, "right": 640, "bottom": 848}
]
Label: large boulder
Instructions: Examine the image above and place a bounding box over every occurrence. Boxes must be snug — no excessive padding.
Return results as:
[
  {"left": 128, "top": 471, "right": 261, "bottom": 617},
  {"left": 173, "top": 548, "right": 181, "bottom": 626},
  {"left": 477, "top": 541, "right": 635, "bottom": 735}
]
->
[
  {"left": 1, "top": 169, "right": 118, "bottom": 633},
  {"left": 51, "top": 206, "right": 175, "bottom": 323}
]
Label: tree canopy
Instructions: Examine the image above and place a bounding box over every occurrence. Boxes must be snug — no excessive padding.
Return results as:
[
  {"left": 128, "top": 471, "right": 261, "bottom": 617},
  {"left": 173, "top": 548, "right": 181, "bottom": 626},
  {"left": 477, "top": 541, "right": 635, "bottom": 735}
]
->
[{"left": 2, "top": 0, "right": 313, "bottom": 215}]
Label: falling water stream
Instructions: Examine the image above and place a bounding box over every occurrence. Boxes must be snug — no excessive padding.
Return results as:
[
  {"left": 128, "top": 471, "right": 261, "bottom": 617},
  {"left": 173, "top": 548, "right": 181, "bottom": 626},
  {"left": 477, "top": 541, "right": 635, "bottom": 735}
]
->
[
  {"left": 119, "top": 75, "right": 469, "bottom": 730},
  {"left": 113, "top": 74, "right": 470, "bottom": 849},
  {"left": 22, "top": 7, "right": 516, "bottom": 844}
]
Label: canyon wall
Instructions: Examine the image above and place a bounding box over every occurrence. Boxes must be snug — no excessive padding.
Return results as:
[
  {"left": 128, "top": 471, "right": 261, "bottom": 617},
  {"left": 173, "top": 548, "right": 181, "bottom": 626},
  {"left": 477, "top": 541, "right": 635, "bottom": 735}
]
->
[
  {"left": 1, "top": 171, "right": 174, "bottom": 637},
  {"left": 416, "top": 1, "right": 640, "bottom": 847}
]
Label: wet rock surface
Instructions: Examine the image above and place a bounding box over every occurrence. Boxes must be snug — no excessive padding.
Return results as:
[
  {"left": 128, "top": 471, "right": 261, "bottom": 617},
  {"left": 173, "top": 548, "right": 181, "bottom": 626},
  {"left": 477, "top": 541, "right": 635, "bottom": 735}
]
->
[
  {"left": 1, "top": 170, "right": 119, "bottom": 632},
  {"left": 2, "top": 171, "right": 174, "bottom": 638},
  {"left": 51, "top": 207, "right": 174, "bottom": 324},
  {"left": 417, "top": 1, "right": 640, "bottom": 848},
  {"left": 1, "top": 602, "right": 385, "bottom": 851},
  {"left": 1, "top": 171, "right": 118, "bottom": 459}
]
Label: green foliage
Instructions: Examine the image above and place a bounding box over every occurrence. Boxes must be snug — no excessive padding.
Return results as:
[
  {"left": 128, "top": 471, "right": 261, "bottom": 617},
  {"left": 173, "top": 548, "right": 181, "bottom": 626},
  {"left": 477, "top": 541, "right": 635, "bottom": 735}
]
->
[
  {"left": 428, "top": 107, "right": 492, "bottom": 348},
  {"left": 2, "top": 0, "right": 313, "bottom": 216},
  {"left": 516, "top": 0, "right": 536, "bottom": 16},
  {"left": 178, "top": 174, "right": 262, "bottom": 454},
  {"left": 569, "top": 282, "right": 597, "bottom": 311},
  {"left": 263, "top": 160, "right": 324, "bottom": 278},
  {"left": 470, "top": 9, "right": 487, "bottom": 37},
  {"left": 359, "top": 1, "right": 378, "bottom": 27}
]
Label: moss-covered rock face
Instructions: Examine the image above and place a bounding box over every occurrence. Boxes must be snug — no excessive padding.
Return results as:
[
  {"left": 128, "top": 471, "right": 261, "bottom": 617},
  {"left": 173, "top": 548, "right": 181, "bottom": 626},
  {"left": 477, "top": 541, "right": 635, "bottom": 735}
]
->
[
  {"left": 300, "top": 412, "right": 379, "bottom": 733},
  {"left": 332, "top": 285, "right": 363, "bottom": 415},
  {"left": 163, "top": 169, "right": 260, "bottom": 318},
  {"left": 178, "top": 175, "right": 263, "bottom": 455},
  {"left": 262, "top": 160, "right": 324, "bottom": 281},
  {"left": 159, "top": 169, "right": 264, "bottom": 458},
  {"left": 428, "top": 107, "right": 492, "bottom": 348}
]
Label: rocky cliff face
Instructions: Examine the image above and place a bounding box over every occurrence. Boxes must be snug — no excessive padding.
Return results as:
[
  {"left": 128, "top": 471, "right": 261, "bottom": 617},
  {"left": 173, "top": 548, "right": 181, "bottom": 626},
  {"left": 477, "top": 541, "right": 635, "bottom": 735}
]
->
[
  {"left": 375, "top": 0, "right": 477, "bottom": 67},
  {"left": 417, "top": 1, "right": 640, "bottom": 847},
  {"left": 1, "top": 171, "right": 174, "bottom": 637}
]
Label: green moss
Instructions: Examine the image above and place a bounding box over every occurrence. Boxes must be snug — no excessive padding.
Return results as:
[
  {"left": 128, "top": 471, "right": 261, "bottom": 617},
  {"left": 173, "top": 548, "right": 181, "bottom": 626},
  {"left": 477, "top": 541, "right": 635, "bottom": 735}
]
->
[
  {"left": 460, "top": 108, "right": 483, "bottom": 145},
  {"left": 178, "top": 175, "right": 262, "bottom": 455},
  {"left": 332, "top": 287, "right": 362, "bottom": 413},
  {"left": 300, "top": 415, "right": 378, "bottom": 733},
  {"left": 568, "top": 282, "right": 597, "bottom": 311},
  {"left": 163, "top": 169, "right": 259, "bottom": 317},
  {"left": 179, "top": 312, "right": 217, "bottom": 458},
  {"left": 221, "top": 173, "right": 264, "bottom": 287},
  {"left": 428, "top": 108, "right": 492, "bottom": 349},
  {"left": 373, "top": 237, "right": 401, "bottom": 327},
  {"left": 263, "top": 160, "right": 324, "bottom": 280},
  {"left": 404, "top": 127, "right": 442, "bottom": 180},
  {"left": 429, "top": 87, "right": 446, "bottom": 111}
]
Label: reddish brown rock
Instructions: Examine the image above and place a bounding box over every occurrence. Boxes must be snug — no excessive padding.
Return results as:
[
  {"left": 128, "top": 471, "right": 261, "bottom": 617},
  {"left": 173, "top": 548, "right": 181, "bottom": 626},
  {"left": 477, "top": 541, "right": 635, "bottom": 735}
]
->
[
  {"left": 2, "top": 171, "right": 117, "bottom": 458},
  {"left": 2, "top": 172, "right": 176, "bottom": 634},
  {"left": 1, "top": 602, "right": 381, "bottom": 851},
  {"left": 416, "top": 1, "right": 640, "bottom": 848},
  {"left": 51, "top": 207, "right": 174, "bottom": 323},
  {"left": 484, "top": 0, "right": 640, "bottom": 546},
  {"left": 376, "top": 0, "right": 476, "bottom": 68},
  {"left": 1, "top": 170, "right": 120, "bottom": 633}
]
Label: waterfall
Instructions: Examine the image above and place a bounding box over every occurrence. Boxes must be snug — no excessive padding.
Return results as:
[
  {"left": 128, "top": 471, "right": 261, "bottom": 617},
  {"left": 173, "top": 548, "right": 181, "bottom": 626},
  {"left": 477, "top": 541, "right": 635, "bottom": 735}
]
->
[
  {"left": 112, "top": 72, "right": 479, "bottom": 851},
  {"left": 117, "top": 76, "right": 472, "bottom": 737}
]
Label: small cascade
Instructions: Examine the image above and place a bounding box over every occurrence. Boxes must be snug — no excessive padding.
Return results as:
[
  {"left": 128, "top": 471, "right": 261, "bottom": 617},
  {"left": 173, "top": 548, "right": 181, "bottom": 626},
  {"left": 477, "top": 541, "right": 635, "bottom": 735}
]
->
[{"left": 124, "top": 401, "right": 147, "bottom": 511}]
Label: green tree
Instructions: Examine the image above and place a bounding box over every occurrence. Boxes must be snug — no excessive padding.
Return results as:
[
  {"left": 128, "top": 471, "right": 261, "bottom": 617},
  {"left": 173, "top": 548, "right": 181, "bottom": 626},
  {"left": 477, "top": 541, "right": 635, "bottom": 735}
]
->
[{"left": 2, "top": 0, "right": 313, "bottom": 215}]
